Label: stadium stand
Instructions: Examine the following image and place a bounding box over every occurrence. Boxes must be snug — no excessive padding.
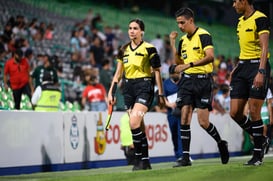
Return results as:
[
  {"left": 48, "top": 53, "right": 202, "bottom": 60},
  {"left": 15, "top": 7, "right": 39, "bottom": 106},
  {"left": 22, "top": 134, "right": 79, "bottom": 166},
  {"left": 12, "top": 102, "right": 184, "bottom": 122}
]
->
[
  {"left": 0, "top": 0, "right": 272, "bottom": 111},
  {"left": 0, "top": 0, "right": 83, "bottom": 110}
]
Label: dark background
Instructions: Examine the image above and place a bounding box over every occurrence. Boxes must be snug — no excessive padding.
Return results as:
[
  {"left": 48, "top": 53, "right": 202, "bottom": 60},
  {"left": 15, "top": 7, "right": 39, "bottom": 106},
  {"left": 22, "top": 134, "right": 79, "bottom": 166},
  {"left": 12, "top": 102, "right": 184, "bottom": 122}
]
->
[{"left": 82, "top": 0, "right": 272, "bottom": 27}]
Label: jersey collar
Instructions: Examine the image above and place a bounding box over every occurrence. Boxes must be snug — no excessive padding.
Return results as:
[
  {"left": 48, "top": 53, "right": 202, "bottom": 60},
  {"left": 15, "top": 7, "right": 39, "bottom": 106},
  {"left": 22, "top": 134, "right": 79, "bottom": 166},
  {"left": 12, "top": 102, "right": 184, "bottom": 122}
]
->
[
  {"left": 130, "top": 40, "right": 144, "bottom": 51},
  {"left": 243, "top": 10, "right": 256, "bottom": 20},
  {"left": 187, "top": 27, "right": 199, "bottom": 39}
]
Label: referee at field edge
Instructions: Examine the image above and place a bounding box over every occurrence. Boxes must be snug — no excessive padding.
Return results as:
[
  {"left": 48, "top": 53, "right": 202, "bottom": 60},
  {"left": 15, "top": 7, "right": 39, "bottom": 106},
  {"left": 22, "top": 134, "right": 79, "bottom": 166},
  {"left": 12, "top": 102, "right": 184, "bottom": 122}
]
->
[
  {"left": 108, "top": 18, "right": 165, "bottom": 171},
  {"left": 169, "top": 7, "right": 229, "bottom": 167},
  {"left": 230, "top": 0, "right": 271, "bottom": 166}
]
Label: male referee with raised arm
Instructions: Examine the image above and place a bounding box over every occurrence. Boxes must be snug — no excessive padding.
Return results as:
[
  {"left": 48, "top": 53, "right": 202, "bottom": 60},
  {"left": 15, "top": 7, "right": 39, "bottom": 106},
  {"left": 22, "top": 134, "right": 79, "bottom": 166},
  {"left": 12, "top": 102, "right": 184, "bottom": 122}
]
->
[{"left": 169, "top": 7, "right": 229, "bottom": 167}]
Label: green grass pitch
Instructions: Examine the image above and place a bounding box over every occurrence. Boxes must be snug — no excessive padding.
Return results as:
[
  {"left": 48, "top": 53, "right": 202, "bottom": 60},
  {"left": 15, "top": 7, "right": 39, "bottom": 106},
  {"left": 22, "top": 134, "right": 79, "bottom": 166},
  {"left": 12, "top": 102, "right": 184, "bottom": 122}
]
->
[{"left": 1, "top": 154, "right": 273, "bottom": 181}]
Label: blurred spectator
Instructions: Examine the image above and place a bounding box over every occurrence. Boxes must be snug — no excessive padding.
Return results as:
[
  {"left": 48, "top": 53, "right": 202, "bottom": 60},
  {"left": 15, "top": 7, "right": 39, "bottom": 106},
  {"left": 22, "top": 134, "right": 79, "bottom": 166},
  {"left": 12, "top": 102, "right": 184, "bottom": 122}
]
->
[
  {"left": 104, "top": 25, "right": 116, "bottom": 57},
  {"left": 70, "top": 29, "right": 81, "bottom": 61},
  {"left": 112, "top": 24, "right": 123, "bottom": 42},
  {"left": 91, "top": 13, "right": 103, "bottom": 31},
  {"left": 24, "top": 48, "right": 35, "bottom": 72},
  {"left": 3, "top": 22, "right": 13, "bottom": 42},
  {"left": 38, "top": 22, "right": 47, "bottom": 40},
  {"left": 31, "top": 54, "right": 59, "bottom": 88},
  {"left": 150, "top": 34, "right": 164, "bottom": 53},
  {"left": 85, "top": 8, "right": 94, "bottom": 23},
  {"left": 213, "top": 54, "right": 225, "bottom": 73},
  {"left": 261, "top": 88, "right": 273, "bottom": 152},
  {"left": 90, "top": 26, "right": 106, "bottom": 43},
  {"left": 35, "top": 53, "right": 45, "bottom": 67},
  {"left": 211, "top": 83, "right": 226, "bottom": 115},
  {"left": 99, "top": 58, "right": 113, "bottom": 92},
  {"left": 51, "top": 55, "right": 63, "bottom": 78},
  {"left": 224, "top": 72, "right": 231, "bottom": 85},
  {"left": 70, "top": 66, "right": 85, "bottom": 104},
  {"left": 27, "top": 18, "right": 40, "bottom": 41},
  {"left": 217, "top": 61, "right": 228, "bottom": 85},
  {"left": 44, "top": 23, "right": 54, "bottom": 40},
  {"left": 163, "top": 67, "right": 183, "bottom": 163},
  {"left": 15, "top": 37, "right": 30, "bottom": 53},
  {"left": 78, "top": 27, "right": 89, "bottom": 62},
  {"left": 73, "top": 66, "right": 85, "bottom": 84},
  {"left": 89, "top": 35, "right": 105, "bottom": 68},
  {"left": 0, "top": 35, "right": 7, "bottom": 61},
  {"left": 12, "top": 15, "right": 27, "bottom": 39},
  {"left": 150, "top": 34, "right": 164, "bottom": 62},
  {"left": 163, "top": 34, "right": 172, "bottom": 64},
  {"left": 7, "top": 36, "right": 16, "bottom": 53},
  {"left": 81, "top": 68, "right": 107, "bottom": 111},
  {"left": 31, "top": 71, "right": 61, "bottom": 111},
  {"left": 214, "top": 84, "right": 230, "bottom": 112},
  {"left": 161, "top": 58, "right": 172, "bottom": 80},
  {"left": 3, "top": 49, "right": 33, "bottom": 110},
  {"left": 226, "top": 57, "right": 234, "bottom": 73}
]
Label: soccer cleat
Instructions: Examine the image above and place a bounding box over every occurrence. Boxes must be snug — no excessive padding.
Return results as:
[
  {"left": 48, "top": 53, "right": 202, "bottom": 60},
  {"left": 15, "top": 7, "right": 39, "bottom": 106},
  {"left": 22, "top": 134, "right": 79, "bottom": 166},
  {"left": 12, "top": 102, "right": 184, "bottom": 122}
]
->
[
  {"left": 132, "top": 160, "right": 152, "bottom": 171},
  {"left": 173, "top": 157, "right": 192, "bottom": 167},
  {"left": 218, "top": 140, "right": 229, "bottom": 164},
  {"left": 244, "top": 156, "right": 263, "bottom": 166},
  {"left": 173, "top": 157, "right": 182, "bottom": 167}
]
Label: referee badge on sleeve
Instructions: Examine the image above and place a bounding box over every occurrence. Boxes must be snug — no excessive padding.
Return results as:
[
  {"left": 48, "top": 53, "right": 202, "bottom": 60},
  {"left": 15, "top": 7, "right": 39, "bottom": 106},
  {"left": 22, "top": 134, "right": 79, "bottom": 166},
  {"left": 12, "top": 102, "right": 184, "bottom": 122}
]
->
[{"left": 123, "top": 58, "right": 128, "bottom": 63}]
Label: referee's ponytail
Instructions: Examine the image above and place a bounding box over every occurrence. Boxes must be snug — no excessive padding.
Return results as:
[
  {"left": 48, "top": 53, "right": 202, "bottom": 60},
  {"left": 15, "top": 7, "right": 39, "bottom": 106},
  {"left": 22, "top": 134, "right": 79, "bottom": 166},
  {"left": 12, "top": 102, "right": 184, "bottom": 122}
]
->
[{"left": 116, "top": 42, "right": 130, "bottom": 59}]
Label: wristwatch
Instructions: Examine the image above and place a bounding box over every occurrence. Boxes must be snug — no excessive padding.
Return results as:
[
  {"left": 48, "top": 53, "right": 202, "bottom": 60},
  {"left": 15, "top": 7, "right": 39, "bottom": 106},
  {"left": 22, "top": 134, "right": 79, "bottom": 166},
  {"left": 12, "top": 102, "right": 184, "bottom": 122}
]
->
[{"left": 258, "top": 69, "right": 266, "bottom": 75}]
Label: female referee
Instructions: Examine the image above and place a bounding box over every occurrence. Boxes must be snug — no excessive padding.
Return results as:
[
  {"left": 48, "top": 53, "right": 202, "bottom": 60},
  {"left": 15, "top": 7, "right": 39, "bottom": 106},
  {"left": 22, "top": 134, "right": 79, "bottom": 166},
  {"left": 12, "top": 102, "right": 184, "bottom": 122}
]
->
[{"left": 108, "top": 18, "right": 165, "bottom": 171}]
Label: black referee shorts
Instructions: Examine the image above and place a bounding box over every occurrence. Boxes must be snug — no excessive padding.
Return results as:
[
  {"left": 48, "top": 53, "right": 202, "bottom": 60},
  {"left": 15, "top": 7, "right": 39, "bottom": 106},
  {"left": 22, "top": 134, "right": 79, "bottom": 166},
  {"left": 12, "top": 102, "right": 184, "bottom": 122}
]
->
[
  {"left": 230, "top": 60, "right": 271, "bottom": 100},
  {"left": 122, "top": 77, "right": 154, "bottom": 110},
  {"left": 176, "top": 73, "right": 213, "bottom": 111}
]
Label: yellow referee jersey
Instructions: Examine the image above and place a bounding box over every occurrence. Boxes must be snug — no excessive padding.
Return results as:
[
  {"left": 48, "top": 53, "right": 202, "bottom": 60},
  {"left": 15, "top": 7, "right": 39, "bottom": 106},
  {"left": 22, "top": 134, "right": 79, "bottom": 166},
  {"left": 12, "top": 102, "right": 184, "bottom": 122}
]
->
[
  {"left": 178, "top": 27, "right": 214, "bottom": 74},
  {"left": 237, "top": 10, "right": 270, "bottom": 60},
  {"left": 117, "top": 41, "right": 161, "bottom": 79}
]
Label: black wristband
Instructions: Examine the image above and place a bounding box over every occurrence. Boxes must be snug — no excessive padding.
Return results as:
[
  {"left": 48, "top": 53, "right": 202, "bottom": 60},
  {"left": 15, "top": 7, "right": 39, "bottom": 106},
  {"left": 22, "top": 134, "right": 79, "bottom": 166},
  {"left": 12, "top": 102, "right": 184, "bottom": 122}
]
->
[
  {"left": 190, "top": 62, "right": 194, "bottom": 67},
  {"left": 158, "top": 94, "right": 164, "bottom": 97},
  {"left": 258, "top": 68, "right": 266, "bottom": 75},
  {"left": 169, "top": 64, "right": 177, "bottom": 74}
]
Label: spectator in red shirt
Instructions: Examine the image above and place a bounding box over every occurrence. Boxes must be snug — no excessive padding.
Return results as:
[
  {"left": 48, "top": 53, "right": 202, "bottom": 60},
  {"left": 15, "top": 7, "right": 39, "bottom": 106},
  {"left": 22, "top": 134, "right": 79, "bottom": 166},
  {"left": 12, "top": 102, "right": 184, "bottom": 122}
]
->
[
  {"left": 81, "top": 71, "right": 107, "bottom": 111},
  {"left": 3, "top": 49, "right": 33, "bottom": 109},
  {"left": 217, "top": 61, "right": 228, "bottom": 85}
]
